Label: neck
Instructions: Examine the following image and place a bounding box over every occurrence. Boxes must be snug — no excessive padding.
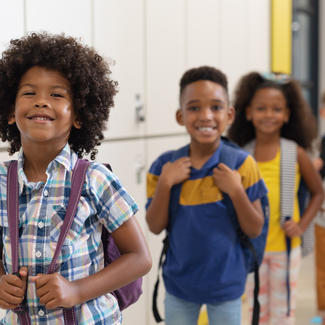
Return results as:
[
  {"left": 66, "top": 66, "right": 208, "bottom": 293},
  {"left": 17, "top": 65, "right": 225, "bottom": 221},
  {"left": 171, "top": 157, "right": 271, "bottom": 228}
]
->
[
  {"left": 22, "top": 142, "right": 66, "bottom": 182},
  {"left": 189, "top": 140, "right": 220, "bottom": 169}
]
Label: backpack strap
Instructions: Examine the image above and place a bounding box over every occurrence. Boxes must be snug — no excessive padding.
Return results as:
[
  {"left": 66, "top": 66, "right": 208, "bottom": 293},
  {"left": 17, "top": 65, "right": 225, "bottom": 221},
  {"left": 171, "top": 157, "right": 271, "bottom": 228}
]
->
[
  {"left": 280, "top": 138, "right": 298, "bottom": 317},
  {"left": 152, "top": 145, "right": 188, "bottom": 323},
  {"left": 7, "top": 159, "right": 90, "bottom": 325},
  {"left": 221, "top": 139, "right": 261, "bottom": 325}
]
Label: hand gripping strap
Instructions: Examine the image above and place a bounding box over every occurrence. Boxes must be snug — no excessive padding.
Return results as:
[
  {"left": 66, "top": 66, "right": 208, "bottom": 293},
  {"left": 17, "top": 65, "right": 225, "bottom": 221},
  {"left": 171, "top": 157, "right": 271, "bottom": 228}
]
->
[{"left": 7, "top": 159, "right": 90, "bottom": 325}]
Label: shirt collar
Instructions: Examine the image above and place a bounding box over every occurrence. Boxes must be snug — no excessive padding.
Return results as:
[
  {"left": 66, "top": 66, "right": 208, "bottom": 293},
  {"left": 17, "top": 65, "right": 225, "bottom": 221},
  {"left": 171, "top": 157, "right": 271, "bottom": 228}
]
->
[{"left": 17, "top": 143, "right": 77, "bottom": 194}]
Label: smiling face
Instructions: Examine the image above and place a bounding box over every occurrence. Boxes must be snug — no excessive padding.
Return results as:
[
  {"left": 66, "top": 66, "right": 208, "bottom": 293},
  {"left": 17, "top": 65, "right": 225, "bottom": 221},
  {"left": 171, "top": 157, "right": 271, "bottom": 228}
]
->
[
  {"left": 9, "top": 66, "right": 80, "bottom": 150},
  {"left": 177, "top": 80, "right": 234, "bottom": 151},
  {"left": 246, "top": 87, "right": 289, "bottom": 138}
]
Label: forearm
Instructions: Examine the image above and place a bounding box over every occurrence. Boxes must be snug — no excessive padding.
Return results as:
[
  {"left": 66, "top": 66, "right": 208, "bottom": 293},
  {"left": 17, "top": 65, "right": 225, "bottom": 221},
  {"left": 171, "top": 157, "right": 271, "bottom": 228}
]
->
[
  {"left": 146, "top": 179, "right": 172, "bottom": 234},
  {"left": 299, "top": 191, "right": 324, "bottom": 232},
  {"left": 229, "top": 187, "right": 264, "bottom": 238},
  {"left": 74, "top": 251, "right": 150, "bottom": 305}
]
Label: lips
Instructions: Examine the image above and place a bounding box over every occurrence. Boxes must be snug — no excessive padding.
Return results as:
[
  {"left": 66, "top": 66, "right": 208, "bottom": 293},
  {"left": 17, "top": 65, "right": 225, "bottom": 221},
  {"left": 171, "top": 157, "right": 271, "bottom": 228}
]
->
[
  {"left": 27, "top": 114, "right": 54, "bottom": 121},
  {"left": 196, "top": 126, "right": 216, "bottom": 132}
]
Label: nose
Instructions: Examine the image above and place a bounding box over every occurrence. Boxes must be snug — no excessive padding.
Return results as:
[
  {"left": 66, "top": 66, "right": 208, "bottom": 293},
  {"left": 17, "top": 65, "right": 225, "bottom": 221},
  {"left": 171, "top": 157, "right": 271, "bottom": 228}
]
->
[
  {"left": 199, "top": 107, "right": 213, "bottom": 120},
  {"left": 33, "top": 95, "right": 49, "bottom": 109}
]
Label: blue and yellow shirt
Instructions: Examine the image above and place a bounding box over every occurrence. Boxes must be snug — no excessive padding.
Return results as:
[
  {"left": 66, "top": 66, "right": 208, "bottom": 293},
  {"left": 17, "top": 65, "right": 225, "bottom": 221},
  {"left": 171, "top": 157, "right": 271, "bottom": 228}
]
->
[{"left": 146, "top": 141, "right": 267, "bottom": 303}]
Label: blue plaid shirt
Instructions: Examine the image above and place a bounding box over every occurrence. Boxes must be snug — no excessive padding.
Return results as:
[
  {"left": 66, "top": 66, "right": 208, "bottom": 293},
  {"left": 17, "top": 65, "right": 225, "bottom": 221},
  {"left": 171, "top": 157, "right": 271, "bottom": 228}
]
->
[{"left": 0, "top": 144, "right": 138, "bottom": 324}]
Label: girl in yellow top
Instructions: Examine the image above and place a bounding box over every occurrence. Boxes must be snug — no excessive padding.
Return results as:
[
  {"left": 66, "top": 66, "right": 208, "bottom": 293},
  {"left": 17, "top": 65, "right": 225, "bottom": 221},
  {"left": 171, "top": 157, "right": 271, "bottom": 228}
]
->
[{"left": 228, "top": 72, "right": 324, "bottom": 325}]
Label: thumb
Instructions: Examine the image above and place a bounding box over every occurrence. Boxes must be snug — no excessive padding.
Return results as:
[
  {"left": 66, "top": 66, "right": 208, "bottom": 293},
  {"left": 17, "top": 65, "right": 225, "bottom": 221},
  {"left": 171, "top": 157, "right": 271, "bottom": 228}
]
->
[{"left": 19, "top": 266, "right": 28, "bottom": 286}]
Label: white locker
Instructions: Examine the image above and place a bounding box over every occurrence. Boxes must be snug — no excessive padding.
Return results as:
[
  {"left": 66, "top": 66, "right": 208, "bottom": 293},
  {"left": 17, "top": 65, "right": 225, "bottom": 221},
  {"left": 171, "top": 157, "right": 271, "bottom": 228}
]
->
[
  {"left": 95, "top": 140, "right": 149, "bottom": 325},
  {"left": 93, "top": 0, "right": 145, "bottom": 140},
  {"left": 146, "top": 135, "right": 189, "bottom": 325},
  {"left": 187, "top": 0, "right": 270, "bottom": 93},
  {"left": 145, "top": 0, "right": 186, "bottom": 136},
  {"left": 25, "top": 0, "right": 92, "bottom": 45},
  {"left": 0, "top": 1, "right": 25, "bottom": 148},
  {"left": 0, "top": 0, "right": 24, "bottom": 53}
]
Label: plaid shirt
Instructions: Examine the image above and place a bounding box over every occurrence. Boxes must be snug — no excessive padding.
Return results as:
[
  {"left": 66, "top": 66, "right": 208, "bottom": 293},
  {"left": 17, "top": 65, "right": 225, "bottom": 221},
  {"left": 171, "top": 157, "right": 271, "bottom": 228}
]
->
[{"left": 0, "top": 144, "right": 138, "bottom": 324}]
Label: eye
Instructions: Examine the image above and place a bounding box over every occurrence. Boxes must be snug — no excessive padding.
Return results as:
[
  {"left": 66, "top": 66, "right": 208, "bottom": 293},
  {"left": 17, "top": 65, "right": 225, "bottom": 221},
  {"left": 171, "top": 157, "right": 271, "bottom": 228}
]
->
[
  {"left": 211, "top": 105, "right": 223, "bottom": 111},
  {"left": 187, "top": 105, "right": 199, "bottom": 112},
  {"left": 51, "top": 93, "right": 64, "bottom": 98},
  {"left": 273, "top": 107, "right": 283, "bottom": 112},
  {"left": 22, "top": 91, "right": 35, "bottom": 96},
  {"left": 255, "top": 106, "right": 266, "bottom": 111}
]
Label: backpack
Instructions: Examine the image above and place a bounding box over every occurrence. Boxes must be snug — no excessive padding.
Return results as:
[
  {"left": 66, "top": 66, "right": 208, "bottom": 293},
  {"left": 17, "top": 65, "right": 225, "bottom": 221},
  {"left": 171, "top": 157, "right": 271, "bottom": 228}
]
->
[
  {"left": 152, "top": 137, "right": 269, "bottom": 325},
  {"left": 4, "top": 159, "right": 142, "bottom": 325},
  {"left": 244, "top": 138, "right": 314, "bottom": 317}
]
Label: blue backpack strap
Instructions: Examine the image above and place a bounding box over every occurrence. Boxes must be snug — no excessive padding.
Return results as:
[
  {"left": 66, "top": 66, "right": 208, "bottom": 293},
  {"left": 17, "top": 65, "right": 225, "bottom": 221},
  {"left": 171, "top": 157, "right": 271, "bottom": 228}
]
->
[
  {"left": 152, "top": 145, "right": 188, "bottom": 323},
  {"left": 219, "top": 137, "right": 262, "bottom": 325}
]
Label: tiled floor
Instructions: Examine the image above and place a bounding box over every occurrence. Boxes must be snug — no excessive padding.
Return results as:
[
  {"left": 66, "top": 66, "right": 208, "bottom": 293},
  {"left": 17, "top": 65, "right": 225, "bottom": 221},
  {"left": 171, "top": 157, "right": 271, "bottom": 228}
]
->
[{"left": 0, "top": 253, "right": 320, "bottom": 324}]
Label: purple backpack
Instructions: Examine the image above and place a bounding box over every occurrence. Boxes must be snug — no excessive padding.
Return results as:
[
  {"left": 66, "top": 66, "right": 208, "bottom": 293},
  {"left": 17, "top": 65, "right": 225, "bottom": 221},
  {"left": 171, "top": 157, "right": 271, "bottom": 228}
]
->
[{"left": 6, "top": 159, "right": 142, "bottom": 325}]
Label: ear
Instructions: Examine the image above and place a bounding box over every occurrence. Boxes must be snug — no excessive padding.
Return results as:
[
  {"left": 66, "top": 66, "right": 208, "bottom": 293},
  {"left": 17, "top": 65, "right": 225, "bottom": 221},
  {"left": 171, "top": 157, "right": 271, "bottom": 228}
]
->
[
  {"left": 176, "top": 109, "right": 184, "bottom": 126},
  {"left": 227, "top": 106, "right": 235, "bottom": 125},
  {"left": 73, "top": 119, "right": 82, "bottom": 129},
  {"left": 245, "top": 106, "right": 252, "bottom": 121},
  {"left": 284, "top": 107, "right": 290, "bottom": 123},
  {"left": 8, "top": 111, "right": 16, "bottom": 125}
]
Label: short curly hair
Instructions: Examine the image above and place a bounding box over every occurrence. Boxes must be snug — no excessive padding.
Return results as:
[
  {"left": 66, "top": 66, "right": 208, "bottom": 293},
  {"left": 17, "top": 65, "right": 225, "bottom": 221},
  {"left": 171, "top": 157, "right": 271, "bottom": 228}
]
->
[
  {"left": 0, "top": 32, "right": 117, "bottom": 159},
  {"left": 228, "top": 72, "right": 317, "bottom": 150},
  {"left": 179, "top": 66, "right": 229, "bottom": 102}
]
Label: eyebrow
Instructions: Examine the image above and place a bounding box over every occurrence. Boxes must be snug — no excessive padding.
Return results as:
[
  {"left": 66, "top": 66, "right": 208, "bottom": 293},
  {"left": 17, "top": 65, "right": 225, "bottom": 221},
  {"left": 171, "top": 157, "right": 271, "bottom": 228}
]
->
[
  {"left": 185, "top": 99, "right": 225, "bottom": 105},
  {"left": 18, "top": 83, "right": 70, "bottom": 92}
]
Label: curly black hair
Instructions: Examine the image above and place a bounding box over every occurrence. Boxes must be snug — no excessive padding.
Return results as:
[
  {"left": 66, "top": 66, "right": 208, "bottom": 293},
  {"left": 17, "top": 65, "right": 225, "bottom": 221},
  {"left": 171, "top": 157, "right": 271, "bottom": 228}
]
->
[
  {"left": 179, "top": 66, "right": 229, "bottom": 102},
  {"left": 228, "top": 72, "right": 317, "bottom": 150},
  {"left": 0, "top": 32, "right": 117, "bottom": 159}
]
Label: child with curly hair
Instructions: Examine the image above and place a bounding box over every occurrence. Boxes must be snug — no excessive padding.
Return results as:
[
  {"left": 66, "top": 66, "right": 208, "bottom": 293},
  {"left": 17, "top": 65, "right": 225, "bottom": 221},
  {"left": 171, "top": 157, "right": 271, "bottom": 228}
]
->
[
  {"left": 146, "top": 66, "right": 268, "bottom": 325},
  {"left": 228, "top": 72, "right": 324, "bottom": 325},
  {"left": 0, "top": 32, "right": 151, "bottom": 324}
]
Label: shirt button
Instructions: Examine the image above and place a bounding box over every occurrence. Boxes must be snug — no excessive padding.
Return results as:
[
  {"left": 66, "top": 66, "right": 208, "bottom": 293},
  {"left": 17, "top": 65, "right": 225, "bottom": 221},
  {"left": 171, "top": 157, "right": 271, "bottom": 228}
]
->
[
  {"left": 35, "top": 251, "right": 42, "bottom": 258},
  {"left": 43, "top": 190, "right": 49, "bottom": 197},
  {"left": 38, "top": 221, "right": 45, "bottom": 229},
  {"left": 38, "top": 309, "right": 45, "bottom": 316}
]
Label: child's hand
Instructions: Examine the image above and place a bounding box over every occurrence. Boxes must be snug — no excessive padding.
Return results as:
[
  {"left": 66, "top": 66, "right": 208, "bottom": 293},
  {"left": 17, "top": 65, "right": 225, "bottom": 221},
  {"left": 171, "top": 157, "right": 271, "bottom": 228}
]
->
[
  {"left": 212, "top": 163, "right": 242, "bottom": 196},
  {"left": 30, "top": 273, "right": 79, "bottom": 309},
  {"left": 160, "top": 157, "right": 191, "bottom": 187},
  {"left": 283, "top": 219, "right": 303, "bottom": 238},
  {"left": 0, "top": 266, "right": 28, "bottom": 309}
]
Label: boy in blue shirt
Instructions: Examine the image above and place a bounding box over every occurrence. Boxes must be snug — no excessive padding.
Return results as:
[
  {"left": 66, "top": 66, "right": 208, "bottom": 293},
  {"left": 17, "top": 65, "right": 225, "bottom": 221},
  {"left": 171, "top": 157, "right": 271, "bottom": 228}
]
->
[{"left": 146, "top": 66, "right": 267, "bottom": 325}]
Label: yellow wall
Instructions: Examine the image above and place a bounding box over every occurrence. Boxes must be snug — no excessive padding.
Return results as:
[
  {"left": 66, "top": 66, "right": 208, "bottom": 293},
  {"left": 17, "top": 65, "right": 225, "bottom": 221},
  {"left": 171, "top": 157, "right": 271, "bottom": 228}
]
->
[{"left": 271, "top": 0, "right": 292, "bottom": 74}]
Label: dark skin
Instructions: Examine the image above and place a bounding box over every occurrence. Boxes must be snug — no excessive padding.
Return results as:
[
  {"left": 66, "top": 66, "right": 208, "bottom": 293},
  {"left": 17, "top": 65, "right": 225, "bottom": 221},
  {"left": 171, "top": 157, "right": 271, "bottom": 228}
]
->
[
  {"left": 246, "top": 87, "right": 324, "bottom": 237},
  {"left": 0, "top": 66, "right": 152, "bottom": 310},
  {"left": 146, "top": 80, "right": 264, "bottom": 238}
]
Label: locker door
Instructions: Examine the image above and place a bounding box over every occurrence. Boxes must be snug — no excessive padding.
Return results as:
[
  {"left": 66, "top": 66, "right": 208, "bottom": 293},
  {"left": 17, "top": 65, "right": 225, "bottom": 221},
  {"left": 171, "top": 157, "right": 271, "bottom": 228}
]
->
[
  {"left": 145, "top": 0, "right": 186, "bottom": 136},
  {"left": 93, "top": 0, "right": 145, "bottom": 139},
  {"left": 187, "top": 0, "right": 270, "bottom": 92},
  {"left": 95, "top": 139, "right": 148, "bottom": 325},
  {"left": 25, "top": 0, "right": 92, "bottom": 45},
  {"left": 146, "top": 135, "right": 189, "bottom": 325},
  {"left": 0, "top": 0, "right": 24, "bottom": 149}
]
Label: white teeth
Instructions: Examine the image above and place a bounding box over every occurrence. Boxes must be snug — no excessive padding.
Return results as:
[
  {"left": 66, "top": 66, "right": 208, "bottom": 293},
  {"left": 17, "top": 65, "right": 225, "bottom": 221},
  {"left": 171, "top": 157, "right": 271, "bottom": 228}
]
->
[
  {"left": 198, "top": 127, "right": 213, "bottom": 131},
  {"left": 31, "top": 117, "right": 51, "bottom": 121}
]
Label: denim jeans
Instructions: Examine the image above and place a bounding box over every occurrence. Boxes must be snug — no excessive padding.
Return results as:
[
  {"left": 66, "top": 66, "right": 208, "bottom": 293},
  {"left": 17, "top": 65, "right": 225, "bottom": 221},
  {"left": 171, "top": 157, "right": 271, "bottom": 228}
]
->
[{"left": 164, "top": 291, "right": 242, "bottom": 325}]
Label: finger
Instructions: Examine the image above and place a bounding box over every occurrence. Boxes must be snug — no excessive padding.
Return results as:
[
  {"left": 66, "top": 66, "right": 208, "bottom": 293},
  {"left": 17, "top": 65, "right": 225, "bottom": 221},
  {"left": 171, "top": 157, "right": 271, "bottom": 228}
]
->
[
  {"left": 217, "top": 163, "right": 231, "bottom": 171},
  {"left": 45, "top": 297, "right": 60, "bottom": 310},
  {"left": 38, "top": 290, "right": 54, "bottom": 306},
  {"left": 0, "top": 298, "right": 20, "bottom": 310},
  {"left": 19, "top": 267, "right": 28, "bottom": 286},
  {"left": 30, "top": 274, "right": 48, "bottom": 289},
  {"left": 1, "top": 292, "right": 24, "bottom": 308}
]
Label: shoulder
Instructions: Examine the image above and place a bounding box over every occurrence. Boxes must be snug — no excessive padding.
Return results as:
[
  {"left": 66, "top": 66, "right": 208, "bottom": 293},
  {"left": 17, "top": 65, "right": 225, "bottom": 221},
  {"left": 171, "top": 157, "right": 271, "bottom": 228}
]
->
[
  {"left": 85, "top": 161, "right": 123, "bottom": 195},
  {"left": 149, "top": 145, "right": 188, "bottom": 175},
  {"left": 221, "top": 139, "right": 253, "bottom": 170}
]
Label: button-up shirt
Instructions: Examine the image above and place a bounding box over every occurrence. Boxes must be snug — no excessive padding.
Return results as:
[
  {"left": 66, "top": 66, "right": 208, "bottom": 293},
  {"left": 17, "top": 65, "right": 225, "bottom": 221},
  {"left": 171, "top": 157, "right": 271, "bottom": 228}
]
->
[{"left": 0, "top": 144, "right": 138, "bottom": 324}]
